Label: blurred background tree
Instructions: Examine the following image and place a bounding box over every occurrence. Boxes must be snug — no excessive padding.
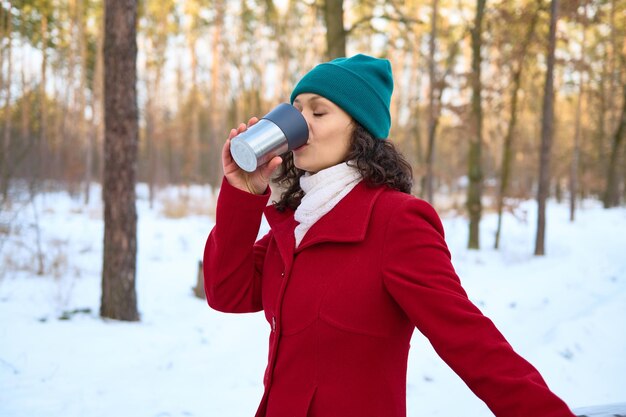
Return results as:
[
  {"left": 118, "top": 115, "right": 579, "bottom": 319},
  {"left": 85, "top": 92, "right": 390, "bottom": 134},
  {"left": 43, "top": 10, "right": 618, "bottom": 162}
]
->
[{"left": 2, "top": 0, "right": 625, "bottom": 253}]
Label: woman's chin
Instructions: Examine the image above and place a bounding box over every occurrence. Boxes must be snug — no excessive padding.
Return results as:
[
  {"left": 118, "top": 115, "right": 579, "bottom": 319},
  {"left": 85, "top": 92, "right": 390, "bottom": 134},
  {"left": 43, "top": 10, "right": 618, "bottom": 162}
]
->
[
  {"left": 293, "top": 159, "right": 313, "bottom": 173},
  {"left": 293, "top": 161, "right": 307, "bottom": 171}
]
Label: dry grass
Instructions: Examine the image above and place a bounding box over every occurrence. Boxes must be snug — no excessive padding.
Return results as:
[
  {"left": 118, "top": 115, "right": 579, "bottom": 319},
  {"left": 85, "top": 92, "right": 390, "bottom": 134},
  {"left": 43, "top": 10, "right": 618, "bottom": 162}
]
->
[{"left": 160, "top": 190, "right": 217, "bottom": 219}]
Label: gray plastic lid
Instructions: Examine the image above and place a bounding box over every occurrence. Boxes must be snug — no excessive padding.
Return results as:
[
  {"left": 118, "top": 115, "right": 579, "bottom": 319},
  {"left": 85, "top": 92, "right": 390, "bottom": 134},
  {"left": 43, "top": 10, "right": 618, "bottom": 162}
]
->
[{"left": 262, "top": 103, "right": 309, "bottom": 150}]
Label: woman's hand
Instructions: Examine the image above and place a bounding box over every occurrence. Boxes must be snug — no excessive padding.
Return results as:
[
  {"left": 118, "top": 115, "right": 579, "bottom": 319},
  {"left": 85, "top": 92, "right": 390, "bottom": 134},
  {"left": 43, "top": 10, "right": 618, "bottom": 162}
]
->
[{"left": 222, "top": 117, "right": 283, "bottom": 195}]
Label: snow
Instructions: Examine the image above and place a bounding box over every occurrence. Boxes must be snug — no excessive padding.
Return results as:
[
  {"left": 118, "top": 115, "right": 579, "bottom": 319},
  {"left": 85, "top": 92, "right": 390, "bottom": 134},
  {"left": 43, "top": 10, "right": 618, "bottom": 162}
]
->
[{"left": 1, "top": 185, "right": 625, "bottom": 417}]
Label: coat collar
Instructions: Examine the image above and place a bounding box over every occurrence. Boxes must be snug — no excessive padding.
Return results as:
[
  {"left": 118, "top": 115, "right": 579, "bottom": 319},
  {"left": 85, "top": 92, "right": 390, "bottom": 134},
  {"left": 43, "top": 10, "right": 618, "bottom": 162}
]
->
[{"left": 264, "top": 181, "right": 385, "bottom": 263}]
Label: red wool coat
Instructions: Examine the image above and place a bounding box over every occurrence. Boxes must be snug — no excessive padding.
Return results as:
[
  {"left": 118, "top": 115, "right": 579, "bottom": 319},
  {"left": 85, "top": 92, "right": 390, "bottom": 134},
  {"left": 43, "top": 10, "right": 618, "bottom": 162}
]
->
[{"left": 203, "top": 177, "right": 575, "bottom": 417}]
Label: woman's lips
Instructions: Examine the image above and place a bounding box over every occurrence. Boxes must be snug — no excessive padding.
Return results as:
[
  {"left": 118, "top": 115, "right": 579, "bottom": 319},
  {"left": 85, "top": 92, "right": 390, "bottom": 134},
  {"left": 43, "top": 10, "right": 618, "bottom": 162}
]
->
[{"left": 293, "top": 143, "right": 309, "bottom": 152}]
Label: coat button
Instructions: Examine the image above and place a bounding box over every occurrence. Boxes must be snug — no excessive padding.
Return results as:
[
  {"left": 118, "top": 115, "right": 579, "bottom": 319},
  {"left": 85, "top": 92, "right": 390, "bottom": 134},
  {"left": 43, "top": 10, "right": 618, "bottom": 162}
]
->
[{"left": 281, "top": 271, "right": 285, "bottom": 278}]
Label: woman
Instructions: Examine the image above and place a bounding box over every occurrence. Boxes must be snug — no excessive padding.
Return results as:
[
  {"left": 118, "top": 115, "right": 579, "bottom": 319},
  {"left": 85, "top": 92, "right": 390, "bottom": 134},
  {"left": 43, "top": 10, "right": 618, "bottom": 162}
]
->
[{"left": 203, "top": 54, "right": 575, "bottom": 417}]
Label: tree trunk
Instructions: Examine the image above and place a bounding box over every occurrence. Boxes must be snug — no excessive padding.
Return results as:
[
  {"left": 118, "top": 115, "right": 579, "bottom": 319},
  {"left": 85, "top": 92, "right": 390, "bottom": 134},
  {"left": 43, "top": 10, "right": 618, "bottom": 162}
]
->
[
  {"left": 391, "top": 45, "right": 404, "bottom": 143},
  {"left": 77, "top": 0, "right": 92, "bottom": 205},
  {"left": 494, "top": 1, "right": 540, "bottom": 249},
  {"left": 193, "top": 260, "right": 205, "bottom": 299},
  {"left": 607, "top": 0, "right": 618, "bottom": 136},
  {"left": 92, "top": 7, "right": 105, "bottom": 187},
  {"left": 595, "top": 45, "right": 608, "bottom": 181},
  {"left": 0, "top": 5, "right": 4, "bottom": 105},
  {"left": 2, "top": 2, "right": 13, "bottom": 200},
  {"left": 101, "top": 0, "right": 139, "bottom": 321},
  {"left": 467, "top": 0, "right": 486, "bottom": 250},
  {"left": 569, "top": 62, "right": 585, "bottom": 221},
  {"left": 569, "top": 5, "right": 589, "bottom": 222},
  {"left": 535, "top": 0, "right": 559, "bottom": 256},
  {"left": 16, "top": 49, "right": 35, "bottom": 194},
  {"left": 53, "top": 74, "right": 66, "bottom": 182},
  {"left": 146, "top": 66, "right": 163, "bottom": 208},
  {"left": 407, "top": 49, "right": 423, "bottom": 173},
  {"left": 602, "top": 0, "right": 624, "bottom": 207},
  {"left": 39, "top": 13, "right": 48, "bottom": 186},
  {"left": 423, "top": 0, "right": 439, "bottom": 204},
  {"left": 187, "top": 32, "right": 200, "bottom": 184},
  {"left": 63, "top": 0, "right": 77, "bottom": 191},
  {"left": 323, "top": 0, "right": 346, "bottom": 59},
  {"left": 20, "top": 50, "right": 30, "bottom": 146},
  {"left": 603, "top": 81, "right": 626, "bottom": 208},
  {"left": 274, "top": 0, "right": 295, "bottom": 100},
  {"left": 208, "top": 0, "right": 225, "bottom": 189}
]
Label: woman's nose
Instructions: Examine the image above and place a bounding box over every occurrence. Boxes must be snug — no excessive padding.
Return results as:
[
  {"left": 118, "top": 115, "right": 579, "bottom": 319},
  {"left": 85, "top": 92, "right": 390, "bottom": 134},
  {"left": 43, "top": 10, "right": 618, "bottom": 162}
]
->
[{"left": 302, "top": 110, "right": 313, "bottom": 129}]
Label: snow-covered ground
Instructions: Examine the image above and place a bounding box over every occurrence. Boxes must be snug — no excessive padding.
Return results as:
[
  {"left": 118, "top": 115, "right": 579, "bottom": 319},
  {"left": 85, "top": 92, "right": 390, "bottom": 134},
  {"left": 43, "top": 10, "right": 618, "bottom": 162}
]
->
[{"left": 1, "top": 184, "right": 625, "bottom": 417}]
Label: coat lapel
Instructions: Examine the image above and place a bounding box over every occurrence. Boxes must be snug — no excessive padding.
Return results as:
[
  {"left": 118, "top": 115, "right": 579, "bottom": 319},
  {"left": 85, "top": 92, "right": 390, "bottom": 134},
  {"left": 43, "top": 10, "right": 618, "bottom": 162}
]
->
[
  {"left": 264, "top": 205, "right": 297, "bottom": 267},
  {"left": 264, "top": 182, "right": 386, "bottom": 260}
]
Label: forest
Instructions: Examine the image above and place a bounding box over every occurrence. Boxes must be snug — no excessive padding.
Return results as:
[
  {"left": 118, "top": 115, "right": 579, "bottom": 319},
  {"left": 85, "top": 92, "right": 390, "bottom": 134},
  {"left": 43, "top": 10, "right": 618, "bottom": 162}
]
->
[{"left": 1, "top": 0, "right": 625, "bottom": 248}]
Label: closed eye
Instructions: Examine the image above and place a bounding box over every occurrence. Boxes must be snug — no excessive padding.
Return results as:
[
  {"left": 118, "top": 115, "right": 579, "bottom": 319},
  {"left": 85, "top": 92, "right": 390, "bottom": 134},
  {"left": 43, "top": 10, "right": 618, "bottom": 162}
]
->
[{"left": 313, "top": 113, "right": 326, "bottom": 117}]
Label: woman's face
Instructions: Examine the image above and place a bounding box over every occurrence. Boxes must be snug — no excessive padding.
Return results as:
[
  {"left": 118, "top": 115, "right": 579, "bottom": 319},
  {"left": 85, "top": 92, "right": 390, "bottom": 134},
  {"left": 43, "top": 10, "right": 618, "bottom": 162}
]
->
[{"left": 292, "top": 93, "right": 353, "bottom": 173}]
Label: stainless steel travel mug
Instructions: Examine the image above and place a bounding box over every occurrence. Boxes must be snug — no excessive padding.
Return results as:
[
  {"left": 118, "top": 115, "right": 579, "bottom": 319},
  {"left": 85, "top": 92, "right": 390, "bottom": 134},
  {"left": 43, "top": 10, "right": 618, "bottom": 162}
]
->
[{"left": 230, "top": 103, "right": 309, "bottom": 172}]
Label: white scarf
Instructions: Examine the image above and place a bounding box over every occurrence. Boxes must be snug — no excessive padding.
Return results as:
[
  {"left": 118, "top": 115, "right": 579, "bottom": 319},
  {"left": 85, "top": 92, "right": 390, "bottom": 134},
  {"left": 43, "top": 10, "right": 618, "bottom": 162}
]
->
[{"left": 294, "top": 162, "right": 362, "bottom": 248}]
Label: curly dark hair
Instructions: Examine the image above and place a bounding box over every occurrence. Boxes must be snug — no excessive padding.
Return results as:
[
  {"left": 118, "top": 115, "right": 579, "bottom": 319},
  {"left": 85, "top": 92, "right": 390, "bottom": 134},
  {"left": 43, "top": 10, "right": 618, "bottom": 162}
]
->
[{"left": 273, "top": 122, "right": 413, "bottom": 212}]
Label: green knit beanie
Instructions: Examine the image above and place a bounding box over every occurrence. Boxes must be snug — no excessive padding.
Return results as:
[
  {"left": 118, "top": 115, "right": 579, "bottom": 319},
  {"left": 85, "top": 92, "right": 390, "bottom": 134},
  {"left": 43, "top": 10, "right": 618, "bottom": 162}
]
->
[{"left": 290, "top": 54, "right": 394, "bottom": 140}]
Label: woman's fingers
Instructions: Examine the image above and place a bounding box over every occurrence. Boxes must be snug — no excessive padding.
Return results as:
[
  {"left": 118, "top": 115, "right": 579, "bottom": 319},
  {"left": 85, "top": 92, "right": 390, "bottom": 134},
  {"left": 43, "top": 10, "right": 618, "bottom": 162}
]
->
[
  {"left": 222, "top": 138, "right": 232, "bottom": 166},
  {"left": 222, "top": 118, "right": 279, "bottom": 194},
  {"left": 229, "top": 117, "right": 258, "bottom": 141},
  {"left": 224, "top": 122, "right": 248, "bottom": 173},
  {"left": 247, "top": 117, "right": 259, "bottom": 128}
]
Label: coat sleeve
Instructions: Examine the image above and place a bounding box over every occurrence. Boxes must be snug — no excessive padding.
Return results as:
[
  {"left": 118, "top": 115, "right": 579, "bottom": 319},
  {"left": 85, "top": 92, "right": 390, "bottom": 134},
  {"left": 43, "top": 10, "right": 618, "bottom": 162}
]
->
[
  {"left": 203, "top": 177, "right": 272, "bottom": 313},
  {"left": 381, "top": 198, "right": 575, "bottom": 417}
]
